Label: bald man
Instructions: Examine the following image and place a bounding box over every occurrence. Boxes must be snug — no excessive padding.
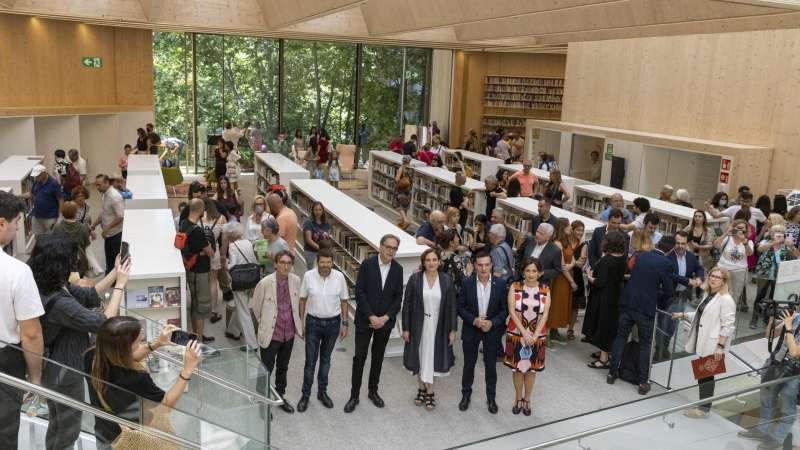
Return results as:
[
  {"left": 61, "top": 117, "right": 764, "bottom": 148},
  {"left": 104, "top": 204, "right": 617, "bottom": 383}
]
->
[
  {"left": 600, "top": 193, "right": 634, "bottom": 225},
  {"left": 415, "top": 210, "right": 446, "bottom": 248},
  {"left": 270, "top": 193, "right": 298, "bottom": 252}
]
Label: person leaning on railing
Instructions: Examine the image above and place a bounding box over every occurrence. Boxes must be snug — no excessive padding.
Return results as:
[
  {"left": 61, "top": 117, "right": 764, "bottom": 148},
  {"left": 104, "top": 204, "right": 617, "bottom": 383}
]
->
[{"left": 84, "top": 316, "right": 201, "bottom": 449}]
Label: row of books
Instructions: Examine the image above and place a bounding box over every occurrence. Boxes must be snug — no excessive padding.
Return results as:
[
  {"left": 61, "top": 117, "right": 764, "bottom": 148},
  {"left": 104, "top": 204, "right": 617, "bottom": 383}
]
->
[
  {"left": 258, "top": 167, "right": 280, "bottom": 186},
  {"left": 413, "top": 177, "right": 449, "bottom": 199},
  {"left": 483, "top": 117, "right": 526, "bottom": 127},
  {"left": 329, "top": 223, "right": 379, "bottom": 263},
  {"left": 574, "top": 195, "right": 612, "bottom": 214},
  {"left": 127, "top": 286, "right": 181, "bottom": 309},
  {"left": 372, "top": 172, "right": 396, "bottom": 190},
  {"left": 372, "top": 160, "right": 399, "bottom": 177},
  {"left": 507, "top": 212, "right": 533, "bottom": 234},
  {"left": 486, "top": 76, "right": 564, "bottom": 87},
  {"left": 333, "top": 247, "right": 361, "bottom": 283},
  {"left": 486, "top": 86, "right": 565, "bottom": 95},
  {"left": 484, "top": 101, "right": 563, "bottom": 110},
  {"left": 371, "top": 185, "right": 394, "bottom": 203},
  {"left": 485, "top": 93, "right": 562, "bottom": 102}
]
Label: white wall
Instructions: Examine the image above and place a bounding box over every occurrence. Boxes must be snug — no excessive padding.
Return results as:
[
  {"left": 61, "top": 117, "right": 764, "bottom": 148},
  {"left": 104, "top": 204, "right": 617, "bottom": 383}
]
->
[
  {"left": 0, "top": 117, "right": 36, "bottom": 162},
  {"left": 80, "top": 115, "right": 121, "bottom": 178},
  {"left": 571, "top": 134, "right": 604, "bottom": 181},
  {"left": 600, "top": 139, "right": 643, "bottom": 192},
  {"left": 529, "top": 128, "right": 561, "bottom": 163},
  {"left": 34, "top": 116, "right": 81, "bottom": 174},
  {"left": 640, "top": 145, "right": 723, "bottom": 208},
  {"left": 118, "top": 112, "right": 155, "bottom": 151},
  {"left": 431, "top": 49, "right": 454, "bottom": 143}
]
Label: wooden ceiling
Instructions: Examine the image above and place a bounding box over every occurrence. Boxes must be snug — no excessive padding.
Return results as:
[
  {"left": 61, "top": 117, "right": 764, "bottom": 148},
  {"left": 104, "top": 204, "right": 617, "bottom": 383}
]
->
[{"left": 2, "top": 0, "right": 800, "bottom": 52}]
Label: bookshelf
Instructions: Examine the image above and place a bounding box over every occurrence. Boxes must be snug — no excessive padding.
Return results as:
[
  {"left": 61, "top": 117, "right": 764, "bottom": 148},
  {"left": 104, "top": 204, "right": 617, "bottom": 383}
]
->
[
  {"left": 0, "top": 186, "right": 14, "bottom": 257},
  {"left": 482, "top": 115, "right": 527, "bottom": 143},
  {"left": 572, "top": 184, "right": 728, "bottom": 235},
  {"left": 121, "top": 209, "right": 187, "bottom": 332},
  {"left": 126, "top": 154, "right": 162, "bottom": 177},
  {"left": 0, "top": 155, "right": 44, "bottom": 255},
  {"left": 254, "top": 153, "right": 309, "bottom": 199},
  {"left": 497, "top": 197, "right": 604, "bottom": 247},
  {"left": 368, "top": 151, "right": 426, "bottom": 212},
  {"left": 498, "top": 163, "right": 579, "bottom": 209},
  {"left": 410, "top": 167, "right": 486, "bottom": 228},
  {"left": 441, "top": 148, "right": 502, "bottom": 182},
  {"left": 290, "top": 179, "right": 428, "bottom": 357},
  {"left": 124, "top": 174, "right": 168, "bottom": 210}
]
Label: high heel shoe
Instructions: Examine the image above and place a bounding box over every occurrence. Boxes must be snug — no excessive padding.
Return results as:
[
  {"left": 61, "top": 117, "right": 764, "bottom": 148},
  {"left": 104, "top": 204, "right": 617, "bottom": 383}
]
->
[
  {"left": 512, "top": 399, "right": 523, "bottom": 415},
  {"left": 414, "top": 389, "right": 426, "bottom": 407},
  {"left": 522, "top": 399, "right": 531, "bottom": 416}
]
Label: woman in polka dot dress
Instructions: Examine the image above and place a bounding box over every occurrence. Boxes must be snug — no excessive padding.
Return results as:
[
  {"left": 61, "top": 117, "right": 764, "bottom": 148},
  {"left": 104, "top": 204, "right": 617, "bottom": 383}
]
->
[{"left": 504, "top": 257, "right": 550, "bottom": 416}]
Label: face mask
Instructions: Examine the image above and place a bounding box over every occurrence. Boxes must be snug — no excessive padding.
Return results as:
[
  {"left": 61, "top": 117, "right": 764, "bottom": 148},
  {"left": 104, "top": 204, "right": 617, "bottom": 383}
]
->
[
  {"left": 719, "top": 200, "right": 727, "bottom": 206},
  {"left": 255, "top": 205, "right": 265, "bottom": 213}
]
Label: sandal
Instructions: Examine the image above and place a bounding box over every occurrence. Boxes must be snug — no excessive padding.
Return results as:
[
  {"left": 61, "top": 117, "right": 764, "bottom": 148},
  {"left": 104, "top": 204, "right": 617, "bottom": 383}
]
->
[
  {"left": 567, "top": 329, "right": 575, "bottom": 340},
  {"left": 512, "top": 399, "right": 523, "bottom": 415},
  {"left": 588, "top": 359, "right": 610, "bottom": 369},
  {"left": 522, "top": 399, "right": 531, "bottom": 416},
  {"left": 590, "top": 351, "right": 601, "bottom": 359},
  {"left": 425, "top": 392, "right": 436, "bottom": 411},
  {"left": 210, "top": 312, "right": 222, "bottom": 324},
  {"left": 414, "top": 389, "right": 426, "bottom": 407}
]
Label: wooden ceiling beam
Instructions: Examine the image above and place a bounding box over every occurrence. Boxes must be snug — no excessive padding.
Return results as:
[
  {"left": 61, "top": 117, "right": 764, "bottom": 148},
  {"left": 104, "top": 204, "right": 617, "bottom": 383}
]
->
[
  {"left": 138, "top": 0, "right": 165, "bottom": 22},
  {"left": 256, "top": 0, "right": 366, "bottom": 29},
  {"left": 0, "top": 0, "right": 18, "bottom": 7}
]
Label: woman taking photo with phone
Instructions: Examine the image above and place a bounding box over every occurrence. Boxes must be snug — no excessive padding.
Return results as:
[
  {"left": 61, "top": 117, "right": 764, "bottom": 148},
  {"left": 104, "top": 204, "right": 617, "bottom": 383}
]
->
[
  {"left": 713, "top": 219, "right": 754, "bottom": 312},
  {"left": 85, "top": 317, "right": 201, "bottom": 449},
  {"left": 671, "top": 267, "right": 736, "bottom": 419},
  {"left": 750, "top": 225, "right": 800, "bottom": 329}
]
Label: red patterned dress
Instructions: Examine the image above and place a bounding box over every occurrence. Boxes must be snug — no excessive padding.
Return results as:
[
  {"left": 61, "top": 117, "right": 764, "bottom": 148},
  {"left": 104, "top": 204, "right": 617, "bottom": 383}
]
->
[{"left": 504, "top": 282, "right": 548, "bottom": 373}]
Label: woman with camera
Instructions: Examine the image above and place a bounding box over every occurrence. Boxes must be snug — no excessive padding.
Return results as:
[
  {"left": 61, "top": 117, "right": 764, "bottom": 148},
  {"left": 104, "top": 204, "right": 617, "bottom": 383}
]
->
[
  {"left": 750, "top": 224, "right": 800, "bottom": 329},
  {"left": 713, "top": 219, "right": 754, "bottom": 312},
  {"left": 672, "top": 267, "right": 736, "bottom": 419}
]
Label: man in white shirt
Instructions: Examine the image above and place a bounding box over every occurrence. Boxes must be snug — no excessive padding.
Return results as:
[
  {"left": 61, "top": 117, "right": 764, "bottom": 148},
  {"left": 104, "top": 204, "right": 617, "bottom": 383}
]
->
[
  {"left": 222, "top": 122, "right": 245, "bottom": 152},
  {"left": 89, "top": 175, "right": 125, "bottom": 274},
  {"left": 590, "top": 151, "right": 602, "bottom": 183},
  {"left": 0, "top": 192, "right": 45, "bottom": 449},
  {"left": 297, "top": 248, "right": 349, "bottom": 413},
  {"left": 67, "top": 149, "right": 86, "bottom": 186},
  {"left": 494, "top": 132, "right": 510, "bottom": 162},
  {"left": 627, "top": 213, "right": 664, "bottom": 255},
  {"left": 619, "top": 197, "right": 651, "bottom": 232},
  {"left": 705, "top": 191, "right": 765, "bottom": 227}
]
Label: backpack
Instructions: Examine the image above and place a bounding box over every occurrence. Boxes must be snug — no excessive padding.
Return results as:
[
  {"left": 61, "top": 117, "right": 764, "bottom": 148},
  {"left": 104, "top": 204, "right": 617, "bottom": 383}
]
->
[
  {"left": 63, "top": 163, "right": 81, "bottom": 195},
  {"left": 618, "top": 340, "right": 641, "bottom": 385},
  {"left": 175, "top": 220, "right": 200, "bottom": 270},
  {"left": 202, "top": 216, "right": 220, "bottom": 252}
]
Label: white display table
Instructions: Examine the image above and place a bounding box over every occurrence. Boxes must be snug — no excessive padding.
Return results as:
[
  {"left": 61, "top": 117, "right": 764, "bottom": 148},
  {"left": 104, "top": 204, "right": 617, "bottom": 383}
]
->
[
  {"left": 126, "top": 154, "right": 162, "bottom": 176},
  {"left": 410, "top": 166, "right": 486, "bottom": 228},
  {"left": 124, "top": 174, "right": 168, "bottom": 210},
  {"left": 442, "top": 148, "right": 502, "bottom": 181},
  {"left": 368, "top": 151, "right": 426, "bottom": 211},
  {"left": 254, "top": 153, "right": 309, "bottom": 198},
  {"left": 0, "top": 155, "right": 44, "bottom": 255},
  {"left": 497, "top": 197, "right": 604, "bottom": 245}
]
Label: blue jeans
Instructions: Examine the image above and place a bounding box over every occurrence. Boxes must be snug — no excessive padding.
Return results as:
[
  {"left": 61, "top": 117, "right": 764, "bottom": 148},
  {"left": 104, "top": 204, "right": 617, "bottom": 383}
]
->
[
  {"left": 609, "top": 306, "right": 655, "bottom": 385},
  {"left": 758, "top": 360, "right": 799, "bottom": 442},
  {"left": 301, "top": 315, "right": 340, "bottom": 397}
]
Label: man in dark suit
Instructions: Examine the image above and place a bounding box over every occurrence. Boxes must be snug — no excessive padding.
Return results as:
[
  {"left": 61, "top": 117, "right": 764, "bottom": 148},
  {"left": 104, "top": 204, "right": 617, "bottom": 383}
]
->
[
  {"left": 529, "top": 198, "right": 558, "bottom": 235},
  {"left": 588, "top": 209, "right": 628, "bottom": 270},
  {"left": 456, "top": 252, "right": 509, "bottom": 414},
  {"left": 344, "top": 234, "right": 404, "bottom": 412},
  {"left": 514, "top": 222, "right": 562, "bottom": 286},
  {"left": 655, "top": 231, "right": 705, "bottom": 361},
  {"left": 608, "top": 235, "right": 676, "bottom": 395}
]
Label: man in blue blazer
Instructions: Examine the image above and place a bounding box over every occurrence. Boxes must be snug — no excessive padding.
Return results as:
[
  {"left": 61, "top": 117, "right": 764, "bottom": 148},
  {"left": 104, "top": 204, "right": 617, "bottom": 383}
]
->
[
  {"left": 655, "top": 231, "right": 705, "bottom": 361},
  {"left": 588, "top": 209, "right": 629, "bottom": 270},
  {"left": 608, "top": 235, "right": 676, "bottom": 396},
  {"left": 344, "top": 234, "right": 405, "bottom": 412},
  {"left": 457, "top": 252, "right": 509, "bottom": 414}
]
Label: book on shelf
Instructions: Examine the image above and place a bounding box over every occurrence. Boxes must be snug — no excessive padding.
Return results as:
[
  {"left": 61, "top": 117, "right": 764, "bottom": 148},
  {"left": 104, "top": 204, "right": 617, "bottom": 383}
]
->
[
  {"left": 148, "top": 286, "right": 165, "bottom": 308},
  {"left": 486, "top": 85, "right": 564, "bottom": 95},
  {"left": 486, "top": 76, "right": 564, "bottom": 87},
  {"left": 165, "top": 287, "right": 181, "bottom": 307},
  {"left": 484, "top": 100, "right": 562, "bottom": 110},
  {"left": 507, "top": 212, "right": 532, "bottom": 235},
  {"left": 127, "top": 288, "right": 150, "bottom": 309},
  {"left": 485, "top": 93, "right": 562, "bottom": 102},
  {"left": 575, "top": 195, "right": 611, "bottom": 214},
  {"left": 167, "top": 318, "right": 181, "bottom": 328},
  {"left": 373, "top": 160, "right": 398, "bottom": 177}
]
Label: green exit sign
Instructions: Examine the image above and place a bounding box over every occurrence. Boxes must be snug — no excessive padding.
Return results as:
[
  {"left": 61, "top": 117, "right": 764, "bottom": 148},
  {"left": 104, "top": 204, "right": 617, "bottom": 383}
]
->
[
  {"left": 405, "top": 70, "right": 420, "bottom": 79},
  {"left": 82, "top": 57, "right": 102, "bottom": 68}
]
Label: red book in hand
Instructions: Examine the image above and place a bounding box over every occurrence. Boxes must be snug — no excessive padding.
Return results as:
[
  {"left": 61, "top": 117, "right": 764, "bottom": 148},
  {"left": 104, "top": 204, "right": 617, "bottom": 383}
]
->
[{"left": 691, "top": 355, "right": 727, "bottom": 380}]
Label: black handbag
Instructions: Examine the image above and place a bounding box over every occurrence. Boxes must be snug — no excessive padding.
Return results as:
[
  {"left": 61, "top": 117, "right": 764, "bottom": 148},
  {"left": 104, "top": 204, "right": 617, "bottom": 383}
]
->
[{"left": 229, "top": 243, "right": 261, "bottom": 291}]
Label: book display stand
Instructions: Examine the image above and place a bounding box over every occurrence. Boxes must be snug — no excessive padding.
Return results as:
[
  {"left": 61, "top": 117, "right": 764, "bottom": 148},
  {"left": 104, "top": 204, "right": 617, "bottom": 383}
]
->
[
  {"left": 0, "top": 155, "right": 44, "bottom": 255},
  {"left": 254, "top": 153, "right": 309, "bottom": 198}
]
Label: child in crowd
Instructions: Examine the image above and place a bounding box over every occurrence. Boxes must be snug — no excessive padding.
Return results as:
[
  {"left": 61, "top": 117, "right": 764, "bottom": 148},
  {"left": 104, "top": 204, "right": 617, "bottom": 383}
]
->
[
  {"left": 328, "top": 151, "right": 340, "bottom": 188},
  {"left": 174, "top": 201, "right": 188, "bottom": 231},
  {"left": 119, "top": 144, "right": 133, "bottom": 179},
  {"left": 312, "top": 161, "right": 325, "bottom": 180}
]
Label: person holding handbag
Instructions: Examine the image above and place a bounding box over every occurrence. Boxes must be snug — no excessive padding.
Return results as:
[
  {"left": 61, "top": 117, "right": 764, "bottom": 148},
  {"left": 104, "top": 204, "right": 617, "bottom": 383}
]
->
[
  {"left": 394, "top": 155, "right": 414, "bottom": 230},
  {"left": 671, "top": 267, "right": 736, "bottom": 419},
  {"left": 223, "top": 221, "right": 259, "bottom": 351}
]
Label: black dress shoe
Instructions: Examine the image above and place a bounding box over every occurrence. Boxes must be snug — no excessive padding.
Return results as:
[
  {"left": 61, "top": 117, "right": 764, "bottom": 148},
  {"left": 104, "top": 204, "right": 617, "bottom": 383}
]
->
[
  {"left": 224, "top": 332, "right": 241, "bottom": 340},
  {"left": 202, "top": 335, "right": 215, "bottom": 344},
  {"left": 607, "top": 373, "right": 617, "bottom": 385},
  {"left": 279, "top": 398, "right": 295, "bottom": 414},
  {"left": 367, "top": 391, "right": 385, "bottom": 408},
  {"left": 487, "top": 398, "right": 498, "bottom": 414},
  {"left": 297, "top": 395, "right": 309, "bottom": 412},
  {"left": 344, "top": 397, "right": 359, "bottom": 413},
  {"left": 458, "top": 396, "right": 470, "bottom": 411},
  {"left": 317, "top": 392, "right": 334, "bottom": 408}
]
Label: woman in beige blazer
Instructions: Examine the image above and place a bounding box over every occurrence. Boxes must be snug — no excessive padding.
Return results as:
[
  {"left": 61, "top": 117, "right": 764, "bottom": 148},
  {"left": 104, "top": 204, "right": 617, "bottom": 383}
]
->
[
  {"left": 250, "top": 249, "right": 304, "bottom": 413},
  {"left": 672, "top": 266, "right": 736, "bottom": 419}
]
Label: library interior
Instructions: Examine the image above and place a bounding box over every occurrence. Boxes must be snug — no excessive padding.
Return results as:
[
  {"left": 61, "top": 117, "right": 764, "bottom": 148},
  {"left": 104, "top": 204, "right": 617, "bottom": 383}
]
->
[{"left": 3, "top": 1, "right": 800, "bottom": 449}]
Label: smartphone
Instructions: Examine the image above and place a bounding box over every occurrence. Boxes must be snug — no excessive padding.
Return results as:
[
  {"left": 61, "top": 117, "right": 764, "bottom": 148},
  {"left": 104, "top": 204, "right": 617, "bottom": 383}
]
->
[
  {"left": 169, "top": 331, "right": 198, "bottom": 346},
  {"left": 120, "top": 241, "right": 130, "bottom": 264}
]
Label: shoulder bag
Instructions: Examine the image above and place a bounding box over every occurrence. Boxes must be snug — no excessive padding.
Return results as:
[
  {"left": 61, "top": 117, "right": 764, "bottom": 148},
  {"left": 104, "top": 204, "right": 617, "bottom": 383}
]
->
[
  {"left": 396, "top": 167, "right": 411, "bottom": 190},
  {"left": 229, "top": 242, "right": 261, "bottom": 291}
]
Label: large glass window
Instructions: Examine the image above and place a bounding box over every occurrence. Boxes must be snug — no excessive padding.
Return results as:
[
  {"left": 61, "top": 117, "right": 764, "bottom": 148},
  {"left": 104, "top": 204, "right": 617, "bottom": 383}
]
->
[
  {"left": 153, "top": 32, "right": 192, "bottom": 167},
  {"left": 359, "top": 45, "right": 404, "bottom": 151},
  {"left": 403, "top": 48, "right": 432, "bottom": 135}
]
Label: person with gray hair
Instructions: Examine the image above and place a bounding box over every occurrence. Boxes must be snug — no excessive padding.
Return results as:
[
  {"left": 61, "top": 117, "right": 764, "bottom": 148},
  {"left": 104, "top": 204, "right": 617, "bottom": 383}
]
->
[
  {"left": 394, "top": 155, "right": 415, "bottom": 229},
  {"left": 489, "top": 224, "right": 513, "bottom": 283},
  {"left": 416, "top": 210, "right": 446, "bottom": 248},
  {"left": 490, "top": 208, "right": 515, "bottom": 249},
  {"left": 484, "top": 175, "right": 507, "bottom": 218},
  {"left": 674, "top": 189, "right": 693, "bottom": 208},
  {"left": 659, "top": 185, "right": 674, "bottom": 203},
  {"left": 224, "top": 221, "right": 259, "bottom": 350},
  {"left": 257, "top": 217, "right": 291, "bottom": 276}
]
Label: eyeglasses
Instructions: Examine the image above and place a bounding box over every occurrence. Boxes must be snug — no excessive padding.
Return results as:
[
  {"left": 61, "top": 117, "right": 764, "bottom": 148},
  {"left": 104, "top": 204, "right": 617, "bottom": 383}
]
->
[
  {"left": 709, "top": 275, "right": 724, "bottom": 280},
  {"left": 382, "top": 245, "right": 398, "bottom": 252},
  {"left": 276, "top": 261, "right": 293, "bottom": 266}
]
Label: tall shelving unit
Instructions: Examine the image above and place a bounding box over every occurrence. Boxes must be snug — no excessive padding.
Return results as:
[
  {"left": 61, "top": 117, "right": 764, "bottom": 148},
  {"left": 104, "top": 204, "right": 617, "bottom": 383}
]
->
[
  {"left": 572, "top": 184, "right": 728, "bottom": 234},
  {"left": 290, "top": 179, "right": 428, "bottom": 357},
  {"left": 497, "top": 197, "right": 604, "bottom": 247},
  {"left": 254, "top": 153, "right": 309, "bottom": 199},
  {"left": 441, "top": 148, "right": 502, "bottom": 182},
  {"left": 498, "top": 163, "right": 581, "bottom": 209},
  {"left": 368, "top": 151, "right": 425, "bottom": 212},
  {"left": 482, "top": 75, "right": 564, "bottom": 143},
  {"left": 0, "top": 186, "right": 14, "bottom": 256},
  {"left": 0, "top": 155, "right": 44, "bottom": 256},
  {"left": 409, "top": 167, "right": 485, "bottom": 228}
]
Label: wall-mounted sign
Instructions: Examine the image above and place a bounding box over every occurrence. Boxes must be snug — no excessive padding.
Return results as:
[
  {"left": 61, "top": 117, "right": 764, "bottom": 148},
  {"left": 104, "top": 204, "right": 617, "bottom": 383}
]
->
[
  {"left": 82, "top": 57, "right": 102, "bottom": 68},
  {"left": 721, "top": 158, "right": 732, "bottom": 171},
  {"left": 530, "top": 129, "right": 540, "bottom": 140},
  {"left": 719, "top": 172, "right": 729, "bottom": 184},
  {"left": 605, "top": 143, "right": 614, "bottom": 161}
]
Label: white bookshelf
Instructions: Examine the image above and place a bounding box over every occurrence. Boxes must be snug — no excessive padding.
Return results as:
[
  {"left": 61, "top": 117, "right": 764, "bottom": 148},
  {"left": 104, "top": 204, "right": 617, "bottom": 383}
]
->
[
  {"left": 121, "top": 209, "right": 187, "bottom": 333},
  {"left": 290, "top": 179, "right": 428, "bottom": 357},
  {"left": 572, "top": 184, "right": 727, "bottom": 235},
  {"left": 124, "top": 174, "right": 168, "bottom": 210},
  {"left": 410, "top": 166, "right": 486, "bottom": 228},
  {"left": 0, "top": 155, "right": 44, "bottom": 255},
  {"left": 0, "top": 186, "right": 14, "bottom": 257},
  {"left": 497, "top": 197, "right": 604, "bottom": 245},
  {"left": 498, "top": 163, "right": 580, "bottom": 209},
  {"left": 126, "top": 154, "right": 162, "bottom": 177},
  {"left": 254, "top": 153, "right": 309, "bottom": 199},
  {"left": 441, "top": 148, "right": 502, "bottom": 182},
  {"left": 368, "top": 151, "right": 426, "bottom": 212}
]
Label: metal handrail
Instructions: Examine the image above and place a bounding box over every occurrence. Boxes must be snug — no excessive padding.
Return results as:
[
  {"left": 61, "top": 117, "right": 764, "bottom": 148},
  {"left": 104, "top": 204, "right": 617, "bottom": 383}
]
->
[
  {"left": 0, "top": 372, "right": 208, "bottom": 450},
  {"left": 519, "top": 369, "right": 795, "bottom": 450}
]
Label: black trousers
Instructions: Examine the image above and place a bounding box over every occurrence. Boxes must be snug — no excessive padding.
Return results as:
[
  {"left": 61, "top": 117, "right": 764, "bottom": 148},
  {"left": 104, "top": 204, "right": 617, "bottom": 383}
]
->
[
  {"left": 462, "top": 333, "right": 499, "bottom": 399},
  {"left": 0, "top": 345, "right": 26, "bottom": 450},
  {"left": 259, "top": 338, "right": 294, "bottom": 397},
  {"left": 350, "top": 326, "right": 392, "bottom": 398},
  {"left": 698, "top": 375, "right": 715, "bottom": 412}
]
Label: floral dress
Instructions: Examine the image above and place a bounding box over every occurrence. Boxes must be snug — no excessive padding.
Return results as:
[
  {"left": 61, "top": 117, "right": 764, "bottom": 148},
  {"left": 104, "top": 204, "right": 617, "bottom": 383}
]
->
[
  {"left": 504, "top": 282, "right": 549, "bottom": 373},
  {"left": 393, "top": 166, "right": 414, "bottom": 211},
  {"left": 441, "top": 251, "right": 467, "bottom": 294}
]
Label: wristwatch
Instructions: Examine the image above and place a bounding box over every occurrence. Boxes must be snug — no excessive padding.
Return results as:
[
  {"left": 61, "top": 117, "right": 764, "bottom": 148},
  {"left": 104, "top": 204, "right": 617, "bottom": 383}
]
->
[
  {"left": 341, "top": 320, "right": 349, "bottom": 327},
  {"left": 717, "top": 343, "right": 725, "bottom": 349}
]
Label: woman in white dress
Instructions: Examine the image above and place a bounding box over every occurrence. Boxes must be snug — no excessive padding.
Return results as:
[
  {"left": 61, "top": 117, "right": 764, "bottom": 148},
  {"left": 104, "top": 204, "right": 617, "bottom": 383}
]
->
[
  {"left": 201, "top": 197, "right": 227, "bottom": 324},
  {"left": 402, "top": 248, "right": 457, "bottom": 411}
]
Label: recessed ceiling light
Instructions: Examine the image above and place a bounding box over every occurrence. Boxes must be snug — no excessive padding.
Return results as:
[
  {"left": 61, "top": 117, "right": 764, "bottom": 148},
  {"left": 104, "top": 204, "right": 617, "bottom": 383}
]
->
[{"left": 718, "top": 0, "right": 800, "bottom": 9}]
